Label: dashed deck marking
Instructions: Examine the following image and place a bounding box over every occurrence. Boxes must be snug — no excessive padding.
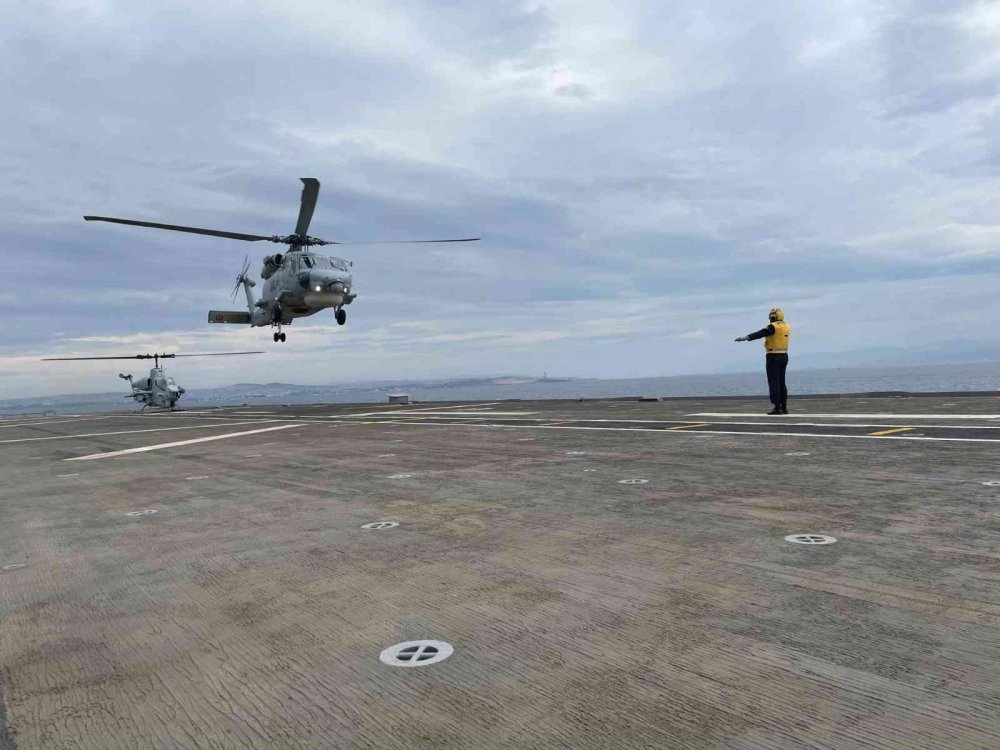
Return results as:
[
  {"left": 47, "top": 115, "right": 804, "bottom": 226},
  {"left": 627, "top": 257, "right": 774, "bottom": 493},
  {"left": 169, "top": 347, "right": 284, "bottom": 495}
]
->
[
  {"left": 64, "top": 424, "right": 302, "bottom": 461},
  {"left": 869, "top": 426, "right": 914, "bottom": 436}
]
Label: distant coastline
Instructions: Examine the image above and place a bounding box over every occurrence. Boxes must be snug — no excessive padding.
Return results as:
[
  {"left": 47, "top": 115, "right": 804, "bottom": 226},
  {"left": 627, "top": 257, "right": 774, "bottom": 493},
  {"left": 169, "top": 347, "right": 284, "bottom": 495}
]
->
[{"left": 4, "top": 361, "right": 1000, "bottom": 416}]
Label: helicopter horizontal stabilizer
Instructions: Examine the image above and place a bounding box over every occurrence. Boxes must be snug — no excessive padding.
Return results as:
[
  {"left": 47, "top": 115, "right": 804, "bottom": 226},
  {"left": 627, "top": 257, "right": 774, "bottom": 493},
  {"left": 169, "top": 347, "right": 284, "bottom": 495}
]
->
[{"left": 208, "top": 310, "right": 252, "bottom": 325}]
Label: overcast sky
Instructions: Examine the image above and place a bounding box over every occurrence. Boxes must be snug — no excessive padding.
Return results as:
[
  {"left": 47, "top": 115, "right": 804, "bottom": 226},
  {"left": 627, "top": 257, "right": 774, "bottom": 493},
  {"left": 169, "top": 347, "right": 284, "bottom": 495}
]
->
[{"left": 2, "top": 1, "right": 1000, "bottom": 398}]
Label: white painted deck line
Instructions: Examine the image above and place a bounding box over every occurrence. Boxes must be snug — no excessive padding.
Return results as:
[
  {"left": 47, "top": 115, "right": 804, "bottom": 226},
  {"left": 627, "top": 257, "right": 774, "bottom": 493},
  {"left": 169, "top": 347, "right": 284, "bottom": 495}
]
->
[
  {"left": 691, "top": 413, "right": 1000, "bottom": 420},
  {"left": 318, "top": 402, "right": 503, "bottom": 419},
  {"left": 354, "top": 415, "right": 1000, "bottom": 431},
  {"left": 373, "top": 420, "right": 1000, "bottom": 443},
  {"left": 0, "top": 420, "right": 280, "bottom": 445},
  {"left": 64, "top": 424, "right": 302, "bottom": 461},
  {"left": 0, "top": 416, "right": 116, "bottom": 430}
]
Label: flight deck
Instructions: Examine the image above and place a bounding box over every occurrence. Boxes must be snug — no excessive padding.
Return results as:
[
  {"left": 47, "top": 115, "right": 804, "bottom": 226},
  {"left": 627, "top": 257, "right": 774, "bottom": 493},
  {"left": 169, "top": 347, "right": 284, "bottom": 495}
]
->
[{"left": 2, "top": 394, "right": 999, "bottom": 749}]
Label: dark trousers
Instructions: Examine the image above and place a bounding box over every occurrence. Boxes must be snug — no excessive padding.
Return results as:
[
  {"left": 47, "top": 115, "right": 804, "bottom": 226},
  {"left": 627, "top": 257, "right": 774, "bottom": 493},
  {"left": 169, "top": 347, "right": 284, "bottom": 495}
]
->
[{"left": 766, "top": 353, "right": 788, "bottom": 407}]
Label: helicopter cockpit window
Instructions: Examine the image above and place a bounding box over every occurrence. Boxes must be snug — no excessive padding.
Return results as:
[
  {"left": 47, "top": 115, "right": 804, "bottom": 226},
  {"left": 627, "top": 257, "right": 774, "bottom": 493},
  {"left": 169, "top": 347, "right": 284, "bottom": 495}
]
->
[
  {"left": 302, "top": 256, "right": 315, "bottom": 268},
  {"left": 329, "top": 257, "right": 349, "bottom": 271}
]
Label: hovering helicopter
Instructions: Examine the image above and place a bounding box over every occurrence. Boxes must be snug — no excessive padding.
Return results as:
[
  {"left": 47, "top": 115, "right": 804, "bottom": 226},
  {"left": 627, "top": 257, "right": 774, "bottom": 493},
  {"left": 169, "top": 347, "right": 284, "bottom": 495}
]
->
[
  {"left": 84, "top": 178, "right": 480, "bottom": 342},
  {"left": 42, "top": 352, "right": 262, "bottom": 411}
]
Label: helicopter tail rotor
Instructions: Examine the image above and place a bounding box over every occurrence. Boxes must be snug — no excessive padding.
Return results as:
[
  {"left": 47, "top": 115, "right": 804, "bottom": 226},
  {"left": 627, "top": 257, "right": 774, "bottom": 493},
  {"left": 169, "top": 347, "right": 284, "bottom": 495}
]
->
[{"left": 231, "top": 255, "right": 251, "bottom": 303}]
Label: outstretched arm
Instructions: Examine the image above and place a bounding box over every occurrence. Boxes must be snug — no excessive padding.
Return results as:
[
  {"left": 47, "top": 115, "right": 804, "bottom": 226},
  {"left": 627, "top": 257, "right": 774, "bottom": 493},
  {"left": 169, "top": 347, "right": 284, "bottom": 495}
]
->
[{"left": 735, "top": 324, "right": 774, "bottom": 342}]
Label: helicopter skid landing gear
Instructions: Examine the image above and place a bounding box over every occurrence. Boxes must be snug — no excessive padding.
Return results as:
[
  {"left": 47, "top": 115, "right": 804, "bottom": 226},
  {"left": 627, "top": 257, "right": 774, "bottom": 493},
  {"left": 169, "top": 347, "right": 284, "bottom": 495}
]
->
[
  {"left": 336, "top": 308, "right": 347, "bottom": 326},
  {"left": 272, "top": 331, "right": 286, "bottom": 343}
]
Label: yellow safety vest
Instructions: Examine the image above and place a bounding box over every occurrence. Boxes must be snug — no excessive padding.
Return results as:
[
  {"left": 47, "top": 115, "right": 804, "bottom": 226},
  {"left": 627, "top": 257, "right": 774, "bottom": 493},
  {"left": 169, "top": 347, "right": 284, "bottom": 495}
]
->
[{"left": 764, "top": 321, "right": 790, "bottom": 353}]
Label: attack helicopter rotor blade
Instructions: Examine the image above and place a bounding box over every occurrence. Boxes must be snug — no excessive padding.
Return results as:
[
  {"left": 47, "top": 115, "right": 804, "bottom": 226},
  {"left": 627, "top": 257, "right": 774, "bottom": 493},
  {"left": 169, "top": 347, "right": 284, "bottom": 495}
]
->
[
  {"left": 43, "top": 351, "right": 263, "bottom": 361},
  {"left": 84, "top": 216, "right": 278, "bottom": 243},
  {"left": 295, "top": 178, "right": 320, "bottom": 237},
  {"left": 312, "top": 237, "right": 481, "bottom": 245},
  {"left": 42, "top": 354, "right": 163, "bottom": 361}
]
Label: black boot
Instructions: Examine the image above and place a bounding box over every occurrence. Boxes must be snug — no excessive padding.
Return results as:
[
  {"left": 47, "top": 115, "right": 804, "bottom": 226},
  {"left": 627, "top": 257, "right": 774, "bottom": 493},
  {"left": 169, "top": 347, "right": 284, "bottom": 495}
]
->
[
  {"left": 781, "top": 403, "right": 789, "bottom": 415},
  {"left": 767, "top": 406, "right": 782, "bottom": 415}
]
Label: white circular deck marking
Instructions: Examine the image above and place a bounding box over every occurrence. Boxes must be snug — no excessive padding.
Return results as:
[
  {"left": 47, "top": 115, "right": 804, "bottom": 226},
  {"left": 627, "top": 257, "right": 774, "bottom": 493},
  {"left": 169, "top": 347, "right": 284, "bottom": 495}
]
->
[
  {"left": 388, "top": 473, "right": 414, "bottom": 479},
  {"left": 380, "top": 640, "right": 453, "bottom": 667},
  {"left": 376, "top": 453, "right": 397, "bottom": 458},
  {"left": 784, "top": 534, "right": 836, "bottom": 545},
  {"left": 2, "top": 564, "right": 26, "bottom": 571},
  {"left": 125, "top": 509, "right": 158, "bottom": 517},
  {"left": 785, "top": 452, "right": 811, "bottom": 456},
  {"left": 584, "top": 469, "right": 598, "bottom": 472},
  {"left": 982, "top": 481, "right": 1000, "bottom": 487},
  {"left": 618, "top": 479, "right": 649, "bottom": 485},
  {"left": 565, "top": 451, "right": 587, "bottom": 456},
  {"left": 362, "top": 521, "right": 399, "bottom": 530}
]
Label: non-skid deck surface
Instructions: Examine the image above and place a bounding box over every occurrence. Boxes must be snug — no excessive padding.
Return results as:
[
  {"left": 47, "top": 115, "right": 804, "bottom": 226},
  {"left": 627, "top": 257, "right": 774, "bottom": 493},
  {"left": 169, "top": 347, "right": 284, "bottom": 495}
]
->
[{"left": 2, "top": 394, "right": 999, "bottom": 749}]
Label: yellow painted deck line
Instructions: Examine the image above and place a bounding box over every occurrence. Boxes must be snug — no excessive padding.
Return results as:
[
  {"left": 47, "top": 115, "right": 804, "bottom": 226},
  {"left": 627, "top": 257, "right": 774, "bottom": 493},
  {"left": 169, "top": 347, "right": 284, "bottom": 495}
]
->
[
  {"left": 668, "top": 423, "right": 712, "bottom": 430},
  {"left": 692, "top": 413, "right": 1000, "bottom": 420},
  {"left": 64, "top": 424, "right": 302, "bottom": 461},
  {"left": 869, "top": 426, "right": 914, "bottom": 436},
  {"left": 0, "top": 420, "right": 280, "bottom": 445}
]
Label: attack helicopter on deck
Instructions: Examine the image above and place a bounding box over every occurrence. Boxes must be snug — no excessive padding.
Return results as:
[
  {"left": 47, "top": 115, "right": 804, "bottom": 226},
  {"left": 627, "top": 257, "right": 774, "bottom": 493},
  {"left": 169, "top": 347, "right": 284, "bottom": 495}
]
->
[
  {"left": 84, "top": 178, "right": 480, "bottom": 342},
  {"left": 42, "top": 351, "right": 262, "bottom": 411}
]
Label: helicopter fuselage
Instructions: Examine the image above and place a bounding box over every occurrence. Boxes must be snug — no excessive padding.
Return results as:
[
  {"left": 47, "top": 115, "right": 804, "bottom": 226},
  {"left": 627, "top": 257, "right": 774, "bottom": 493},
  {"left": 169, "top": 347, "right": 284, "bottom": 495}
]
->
[
  {"left": 126, "top": 366, "right": 185, "bottom": 410},
  {"left": 256, "top": 250, "right": 355, "bottom": 323}
]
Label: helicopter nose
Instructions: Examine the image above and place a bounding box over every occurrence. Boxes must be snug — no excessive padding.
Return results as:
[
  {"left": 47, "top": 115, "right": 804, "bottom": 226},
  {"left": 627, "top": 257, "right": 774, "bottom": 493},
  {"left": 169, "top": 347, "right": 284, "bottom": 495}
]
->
[{"left": 306, "top": 273, "right": 350, "bottom": 294}]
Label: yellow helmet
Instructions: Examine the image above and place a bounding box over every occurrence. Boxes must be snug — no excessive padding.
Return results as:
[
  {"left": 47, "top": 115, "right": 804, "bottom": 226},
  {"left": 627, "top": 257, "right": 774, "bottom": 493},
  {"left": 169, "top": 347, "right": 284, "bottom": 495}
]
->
[{"left": 768, "top": 307, "right": 784, "bottom": 322}]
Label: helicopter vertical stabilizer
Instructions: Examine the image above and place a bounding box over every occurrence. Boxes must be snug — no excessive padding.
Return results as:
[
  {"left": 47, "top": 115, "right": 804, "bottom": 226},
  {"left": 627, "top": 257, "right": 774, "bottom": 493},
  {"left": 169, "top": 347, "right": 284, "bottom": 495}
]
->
[{"left": 208, "top": 310, "right": 252, "bottom": 324}]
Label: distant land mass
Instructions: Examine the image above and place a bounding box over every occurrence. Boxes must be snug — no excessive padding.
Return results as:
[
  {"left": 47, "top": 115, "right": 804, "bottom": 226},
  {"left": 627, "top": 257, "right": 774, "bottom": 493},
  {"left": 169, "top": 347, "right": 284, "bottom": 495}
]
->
[
  {"left": 0, "top": 374, "right": 577, "bottom": 415},
  {"left": 3, "top": 361, "right": 1000, "bottom": 416}
]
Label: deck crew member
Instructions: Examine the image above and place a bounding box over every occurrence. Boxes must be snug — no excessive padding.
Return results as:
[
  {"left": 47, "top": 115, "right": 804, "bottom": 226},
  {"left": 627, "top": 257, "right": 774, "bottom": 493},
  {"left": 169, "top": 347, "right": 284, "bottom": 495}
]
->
[{"left": 735, "top": 308, "right": 790, "bottom": 415}]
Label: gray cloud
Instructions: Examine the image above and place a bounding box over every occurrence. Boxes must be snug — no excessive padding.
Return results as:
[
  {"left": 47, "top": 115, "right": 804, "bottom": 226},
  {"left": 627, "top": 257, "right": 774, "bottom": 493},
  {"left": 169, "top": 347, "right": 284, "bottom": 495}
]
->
[{"left": 2, "top": 0, "right": 1000, "bottom": 398}]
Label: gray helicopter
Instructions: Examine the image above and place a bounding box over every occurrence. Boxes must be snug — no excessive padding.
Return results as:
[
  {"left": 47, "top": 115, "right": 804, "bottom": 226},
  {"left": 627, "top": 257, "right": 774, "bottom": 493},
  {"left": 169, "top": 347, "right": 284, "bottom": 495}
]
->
[
  {"left": 42, "top": 352, "right": 262, "bottom": 411},
  {"left": 84, "top": 178, "right": 480, "bottom": 343}
]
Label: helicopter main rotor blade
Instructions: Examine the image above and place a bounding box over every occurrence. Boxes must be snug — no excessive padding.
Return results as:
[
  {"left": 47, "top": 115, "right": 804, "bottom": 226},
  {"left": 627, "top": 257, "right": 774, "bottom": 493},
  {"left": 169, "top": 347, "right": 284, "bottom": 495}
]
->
[
  {"left": 172, "top": 351, "right": 265, "bottom": 357},
  {"left": 313, "top": 237, "right": 481, "bottom": 245},
  {"left": 295, "top": 178, "right": 320, "bottom": 237},
  {"left": 84, "top": 216, "right": 277, "bottom": 243}
]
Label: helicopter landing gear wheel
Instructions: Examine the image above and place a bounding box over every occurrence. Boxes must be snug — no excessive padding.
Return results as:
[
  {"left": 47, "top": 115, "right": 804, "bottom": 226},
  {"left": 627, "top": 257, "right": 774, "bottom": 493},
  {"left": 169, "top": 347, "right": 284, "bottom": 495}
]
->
[
  {"left": 336, "top": 308, "right": 346, "bottom": 326},
  {"left": 273, "top": 331, "right": 287, "bottom": 343},
  {"left": 280, "top": 332, "right": 286, "bottom": 342}
]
